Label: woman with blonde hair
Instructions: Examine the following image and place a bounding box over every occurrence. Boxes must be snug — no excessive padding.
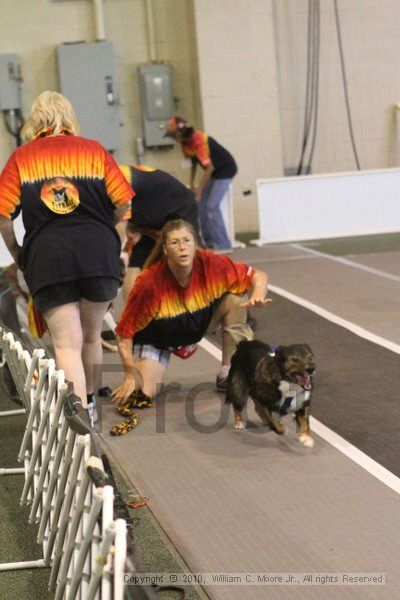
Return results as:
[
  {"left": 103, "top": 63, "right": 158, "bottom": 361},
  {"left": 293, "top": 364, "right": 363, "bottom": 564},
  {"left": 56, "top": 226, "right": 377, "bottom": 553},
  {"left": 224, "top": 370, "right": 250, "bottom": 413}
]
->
[
  {"left": 20, "top": 90, "right": 81, "bottom": 141},
  {"left": 0, "top": 91, "right": 134, "bottom": 419}
]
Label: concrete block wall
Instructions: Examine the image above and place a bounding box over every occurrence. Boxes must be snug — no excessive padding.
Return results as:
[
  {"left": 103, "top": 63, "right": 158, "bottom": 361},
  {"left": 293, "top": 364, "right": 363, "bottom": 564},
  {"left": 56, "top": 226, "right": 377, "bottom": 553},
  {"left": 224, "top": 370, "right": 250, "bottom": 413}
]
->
[
  {"left": 0, "top": 0, "right": 399, "bottom": 233},
  {"left": 0, "top": 0, "right": 198, "bottom": 181},
  {"left": 274, "top": 0, "right": 400, "bottom": 176},
  {"left": 192, "top": 0, "right": 284, "bottom": 232}
]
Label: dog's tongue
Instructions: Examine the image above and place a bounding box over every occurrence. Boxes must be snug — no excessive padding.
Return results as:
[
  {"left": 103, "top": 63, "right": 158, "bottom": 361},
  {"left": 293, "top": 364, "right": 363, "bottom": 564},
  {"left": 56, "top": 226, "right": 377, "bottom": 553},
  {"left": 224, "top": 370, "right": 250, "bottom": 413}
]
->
[{"left": 296, "top": 374, "right": 312, "bottom": 390}]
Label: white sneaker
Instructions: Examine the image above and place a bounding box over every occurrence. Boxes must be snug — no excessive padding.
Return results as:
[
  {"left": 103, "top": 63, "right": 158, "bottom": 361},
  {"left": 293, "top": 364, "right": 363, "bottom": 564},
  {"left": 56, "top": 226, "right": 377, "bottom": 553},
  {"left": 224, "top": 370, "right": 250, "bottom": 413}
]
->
[{"left": 87, "top": 399, "right": 98, "bottom": 427}]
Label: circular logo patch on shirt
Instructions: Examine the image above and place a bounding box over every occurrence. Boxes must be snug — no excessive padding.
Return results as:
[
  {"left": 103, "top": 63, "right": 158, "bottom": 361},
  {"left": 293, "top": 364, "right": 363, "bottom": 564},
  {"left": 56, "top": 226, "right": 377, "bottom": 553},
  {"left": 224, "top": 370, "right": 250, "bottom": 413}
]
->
[{"left": 40, "top": 177, "right": 80, "bottom": 214}]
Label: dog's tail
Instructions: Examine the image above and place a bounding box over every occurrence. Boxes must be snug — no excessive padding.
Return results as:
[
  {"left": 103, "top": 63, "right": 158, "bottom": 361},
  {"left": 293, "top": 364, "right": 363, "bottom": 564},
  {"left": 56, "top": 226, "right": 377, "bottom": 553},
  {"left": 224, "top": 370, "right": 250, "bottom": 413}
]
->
[
  {"left": 224, "top": 340, "right": 251, "bottom": 406},
  {"left": 227, "top": 339, "right": 249, "bottom": 375}
]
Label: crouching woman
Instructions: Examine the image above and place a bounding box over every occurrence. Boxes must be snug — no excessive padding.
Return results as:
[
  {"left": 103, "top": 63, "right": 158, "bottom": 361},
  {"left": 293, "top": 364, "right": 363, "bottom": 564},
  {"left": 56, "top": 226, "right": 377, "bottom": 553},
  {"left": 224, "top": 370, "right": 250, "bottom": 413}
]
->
[{"left": 112, "top": 219, "right": 270, "bottom": 408}]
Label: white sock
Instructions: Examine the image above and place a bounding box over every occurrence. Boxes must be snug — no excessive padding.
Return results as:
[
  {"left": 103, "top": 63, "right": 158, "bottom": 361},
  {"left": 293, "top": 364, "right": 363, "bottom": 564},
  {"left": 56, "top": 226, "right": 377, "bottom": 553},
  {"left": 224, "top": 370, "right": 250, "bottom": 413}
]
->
[{"left": 218, "top": 365, "right": 230, "bottom": 379}]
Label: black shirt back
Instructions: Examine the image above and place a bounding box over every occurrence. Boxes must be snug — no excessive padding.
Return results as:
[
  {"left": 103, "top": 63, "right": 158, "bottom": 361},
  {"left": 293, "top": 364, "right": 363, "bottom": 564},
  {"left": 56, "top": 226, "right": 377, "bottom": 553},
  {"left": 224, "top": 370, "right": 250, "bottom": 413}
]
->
[{"left": 122, "top": 166, "right": 199, "bottom": 232}]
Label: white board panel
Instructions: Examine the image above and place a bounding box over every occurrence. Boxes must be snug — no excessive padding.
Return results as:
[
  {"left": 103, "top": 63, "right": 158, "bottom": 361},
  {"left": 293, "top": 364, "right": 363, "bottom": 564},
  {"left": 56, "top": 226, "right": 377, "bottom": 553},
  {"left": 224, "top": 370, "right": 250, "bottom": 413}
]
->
[{"left": 256, "top": 168, "right": 400, "bottom": 243}]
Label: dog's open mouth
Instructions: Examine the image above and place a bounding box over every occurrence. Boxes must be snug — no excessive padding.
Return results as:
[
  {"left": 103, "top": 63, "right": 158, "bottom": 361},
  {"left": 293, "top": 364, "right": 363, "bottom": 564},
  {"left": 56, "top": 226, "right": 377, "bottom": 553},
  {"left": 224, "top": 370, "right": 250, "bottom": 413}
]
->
[{"left": 295, "top": 373, "right": 313, "bottom": 390}]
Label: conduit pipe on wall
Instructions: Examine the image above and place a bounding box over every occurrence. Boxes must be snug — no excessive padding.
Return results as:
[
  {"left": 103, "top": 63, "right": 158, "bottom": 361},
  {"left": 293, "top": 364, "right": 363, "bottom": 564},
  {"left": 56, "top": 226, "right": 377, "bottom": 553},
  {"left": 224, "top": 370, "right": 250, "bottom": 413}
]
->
[
  {"left": 145, "top": 0, "right": 157, "bottom": 62},
  {"left": 94, "top": 0, "right": 106, "bottom": 41},
  {"left": 393, "top": 103, "right": 400, "bottom": 158}
]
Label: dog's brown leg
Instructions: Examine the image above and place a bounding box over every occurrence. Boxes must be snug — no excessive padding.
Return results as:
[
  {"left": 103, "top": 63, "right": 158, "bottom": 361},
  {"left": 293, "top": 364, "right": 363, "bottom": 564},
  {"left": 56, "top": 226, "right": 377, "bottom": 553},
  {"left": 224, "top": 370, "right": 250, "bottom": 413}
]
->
[
  {"left": 254, "top": 403, "right": 286, "bottom": 435},
  {"left": 270, "top": 412, "right": 287, "bottom": 435},
  {"left": 296, "top": 406, "right": 314, "bottom": 447},
  {"left": 233, "top": 409, "right": 246, "bottom": 430},
  {"left": 254, "top": 402, "right": 272, "bottom": 426}
]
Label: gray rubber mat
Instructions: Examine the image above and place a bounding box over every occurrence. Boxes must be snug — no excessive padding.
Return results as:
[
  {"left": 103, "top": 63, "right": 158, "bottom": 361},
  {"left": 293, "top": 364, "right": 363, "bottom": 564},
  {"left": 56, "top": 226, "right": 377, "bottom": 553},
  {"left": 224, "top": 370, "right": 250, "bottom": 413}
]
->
[
  {"left": 255, "top": 252, "right": 400, "bottom": 343},
  {"left": 346, "top": 250, "right": 400, "bottom": 277}
]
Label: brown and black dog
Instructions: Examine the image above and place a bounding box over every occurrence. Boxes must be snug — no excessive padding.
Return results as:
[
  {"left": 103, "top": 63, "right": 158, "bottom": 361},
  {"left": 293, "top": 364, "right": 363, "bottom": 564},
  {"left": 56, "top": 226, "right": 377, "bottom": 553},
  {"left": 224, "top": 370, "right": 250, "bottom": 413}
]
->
[{"left": 226, "top": 340, "right": 316, "bottom": 447}]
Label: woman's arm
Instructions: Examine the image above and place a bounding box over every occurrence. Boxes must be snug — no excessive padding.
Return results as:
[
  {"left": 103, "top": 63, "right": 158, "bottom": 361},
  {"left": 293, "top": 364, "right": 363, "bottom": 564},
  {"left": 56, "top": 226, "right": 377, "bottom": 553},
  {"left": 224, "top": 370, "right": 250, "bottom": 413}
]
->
[
  {"left": 111, "top": 335, "right": 143, "bottom": 404},
  {"left": 113, "top": 203, "right": 129, "bottom": 225},
  {"left": 115, "top": 220, "right": 127, "bottom": 243},
  {"left": 0, "top": 216, "right": 22, "bottom": 268},
  {"left": 240, "top": 268, "right": 271, "bottom": 308},
  {"left": 116, "top": 335, "right": 136, "bottom": 373},
  {"left": 112, "top": 272, "right": 158, "bottom": 401}
]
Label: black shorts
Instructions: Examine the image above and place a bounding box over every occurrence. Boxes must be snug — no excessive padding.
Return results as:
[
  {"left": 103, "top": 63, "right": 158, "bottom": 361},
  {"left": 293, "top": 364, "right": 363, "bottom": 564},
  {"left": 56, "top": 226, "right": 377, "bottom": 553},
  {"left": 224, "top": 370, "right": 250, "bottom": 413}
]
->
[
  {"left": 129, "top": 235, "right": 156, "bottom": 269},
  {"left": 34, "top": 277, "right": 120, "bottom": 313}
]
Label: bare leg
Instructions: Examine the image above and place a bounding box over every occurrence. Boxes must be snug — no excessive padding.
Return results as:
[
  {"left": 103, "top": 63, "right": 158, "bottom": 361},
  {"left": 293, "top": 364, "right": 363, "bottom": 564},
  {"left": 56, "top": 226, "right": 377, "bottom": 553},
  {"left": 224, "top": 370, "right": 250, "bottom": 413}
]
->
[
  {"left": 80, "top": 299, "right": 110, "bottom": 397},
  {"left": 44, "top": 303, "right": 87, "bottom": 405},
  {"left": 132, "top": 357, "right": 166, "bottom": 398},
  {"left": 123, "top": 267, "right": 141, "bottom": 303}
]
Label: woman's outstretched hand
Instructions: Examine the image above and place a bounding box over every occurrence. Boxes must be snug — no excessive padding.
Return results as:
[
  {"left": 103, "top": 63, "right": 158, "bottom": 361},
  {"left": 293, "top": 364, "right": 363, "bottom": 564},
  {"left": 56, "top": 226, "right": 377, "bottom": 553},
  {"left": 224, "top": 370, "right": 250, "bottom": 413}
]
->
[
  {"left": 111, "top": 374, "right": 136, "bottom": 406},
  {"left": 240, "top": 297, "right": 272, "bottom": 308}
]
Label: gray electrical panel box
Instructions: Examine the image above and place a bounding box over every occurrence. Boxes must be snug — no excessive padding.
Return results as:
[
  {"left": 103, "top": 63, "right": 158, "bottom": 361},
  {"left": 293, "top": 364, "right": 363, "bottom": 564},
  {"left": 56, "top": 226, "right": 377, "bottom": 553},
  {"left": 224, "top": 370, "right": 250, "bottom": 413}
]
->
[
  {"left": 138, "top": 64, "right": 173, "bottom": 147},
  {"left": 57, "top": 42, "right": 121, "bottom": 151},
  {"left": 0, "top": 54, "right": 21, "bottom": 110}
]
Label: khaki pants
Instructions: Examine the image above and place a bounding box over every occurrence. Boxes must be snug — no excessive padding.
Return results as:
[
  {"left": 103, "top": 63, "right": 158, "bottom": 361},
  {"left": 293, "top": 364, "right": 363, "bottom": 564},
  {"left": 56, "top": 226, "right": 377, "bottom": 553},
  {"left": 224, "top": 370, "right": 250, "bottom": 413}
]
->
[{"left": 207, "top": 293, "right": 254, "bottom": 366}]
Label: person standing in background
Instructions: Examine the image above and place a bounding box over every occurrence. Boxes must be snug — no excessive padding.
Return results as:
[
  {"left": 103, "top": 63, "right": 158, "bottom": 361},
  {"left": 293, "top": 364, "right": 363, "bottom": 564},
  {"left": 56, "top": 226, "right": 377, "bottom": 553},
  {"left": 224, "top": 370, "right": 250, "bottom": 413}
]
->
[
  {"left": 0, "top": 91, "right": 133, "bottom": 419},
  {"left": 164, "top": 116, "right": 237, "bottom": 252}
]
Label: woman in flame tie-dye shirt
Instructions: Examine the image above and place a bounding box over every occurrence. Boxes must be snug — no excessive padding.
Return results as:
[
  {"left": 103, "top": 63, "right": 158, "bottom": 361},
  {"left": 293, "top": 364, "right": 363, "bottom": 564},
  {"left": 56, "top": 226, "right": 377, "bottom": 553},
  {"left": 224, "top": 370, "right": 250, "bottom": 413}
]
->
[
  {"left": 164, "top": 116, "right": 237, "bottom": 251},
  {"left": 0, "top": 91, "right": 134, "bottom": 411},
  {"left": 112, "top": 219, "right": 270, "bottom": 404}
]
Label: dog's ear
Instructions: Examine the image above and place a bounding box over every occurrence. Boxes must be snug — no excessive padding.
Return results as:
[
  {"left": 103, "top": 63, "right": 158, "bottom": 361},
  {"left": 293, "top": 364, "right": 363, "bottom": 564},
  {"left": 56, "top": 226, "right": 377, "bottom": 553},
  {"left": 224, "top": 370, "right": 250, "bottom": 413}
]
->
[
  {"left": 274, "top": 345, "right": 286, "bottom": 357},
  {"left": 302, "top": 343, "right": 313, "bottom": 355},
  {"left": 274, "top": 346, "right": 291, "bottom": 378}
]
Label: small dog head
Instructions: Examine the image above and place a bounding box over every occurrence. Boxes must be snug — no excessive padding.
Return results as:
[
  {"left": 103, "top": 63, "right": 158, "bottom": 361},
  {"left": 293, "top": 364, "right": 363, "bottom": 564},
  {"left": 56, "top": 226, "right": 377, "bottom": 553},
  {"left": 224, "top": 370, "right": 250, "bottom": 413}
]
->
[{"left": 274, "top": 344, "right": 316, "bottom": 390}]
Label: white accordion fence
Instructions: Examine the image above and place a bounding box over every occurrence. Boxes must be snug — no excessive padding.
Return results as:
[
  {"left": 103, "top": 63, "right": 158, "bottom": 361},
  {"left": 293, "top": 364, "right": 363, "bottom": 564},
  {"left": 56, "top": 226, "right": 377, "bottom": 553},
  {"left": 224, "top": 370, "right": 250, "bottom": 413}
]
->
[
  {"left": 253, "top": 168, "right": 400, "bottom": 245},
  {"left": 0, "top": 326, "right": 131, "bottom": 599}
]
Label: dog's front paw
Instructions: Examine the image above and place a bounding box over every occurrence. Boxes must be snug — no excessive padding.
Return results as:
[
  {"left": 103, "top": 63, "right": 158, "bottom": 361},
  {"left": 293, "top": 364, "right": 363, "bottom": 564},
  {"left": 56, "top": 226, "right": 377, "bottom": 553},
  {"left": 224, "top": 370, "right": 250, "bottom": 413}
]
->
[
  {"left": 299, "top": 434, "right": 314, "bottom": 448},
  {"left": 234, "top": 421, "right": 246, "bottom": 430},
  {"left": 273, "top": 421, "right": 287, "bottom": 435}
]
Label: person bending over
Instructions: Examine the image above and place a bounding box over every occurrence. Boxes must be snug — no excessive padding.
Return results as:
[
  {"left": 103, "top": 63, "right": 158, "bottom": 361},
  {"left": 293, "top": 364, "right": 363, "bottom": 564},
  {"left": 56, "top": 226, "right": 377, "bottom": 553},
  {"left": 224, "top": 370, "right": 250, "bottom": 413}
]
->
[
  {"left": 0, "top": 91, "right": 133, "bottom": 413},
  {"left": 117, "top": 164, "right": 199, "bottom": 301},
  {"left": 164, "top": 116, "right": 237, "bottom": 251},
  {"left": 112, "top": 219, "right": 269, "bottom": 408}
]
